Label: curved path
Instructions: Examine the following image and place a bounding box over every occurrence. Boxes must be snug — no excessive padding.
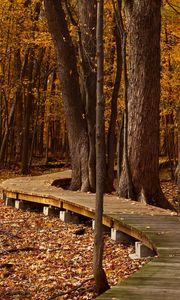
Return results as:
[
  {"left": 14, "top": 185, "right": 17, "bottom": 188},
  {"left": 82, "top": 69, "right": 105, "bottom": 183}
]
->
[{"left": 1, "top": 171, "right": 180, "bottom": 299}]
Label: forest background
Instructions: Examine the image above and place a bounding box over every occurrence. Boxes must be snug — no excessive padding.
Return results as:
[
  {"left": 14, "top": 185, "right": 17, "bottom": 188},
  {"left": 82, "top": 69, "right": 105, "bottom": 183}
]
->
[{"left": 0, "top": 0, "right": 179, "bottom": 197}]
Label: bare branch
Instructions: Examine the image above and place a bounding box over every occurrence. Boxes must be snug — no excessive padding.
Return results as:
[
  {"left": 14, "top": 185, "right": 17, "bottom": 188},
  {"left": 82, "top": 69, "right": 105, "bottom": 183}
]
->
[{"left": 166, "top": 0, "right": 180, "bottom": 15}]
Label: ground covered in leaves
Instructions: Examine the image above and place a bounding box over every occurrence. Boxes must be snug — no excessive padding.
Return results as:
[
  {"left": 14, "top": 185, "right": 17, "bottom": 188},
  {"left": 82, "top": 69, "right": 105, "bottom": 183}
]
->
[
  {"left": 0, "top": 202, "right": 147, "bottom": 300},
  {"left": 0, "top": 168, "right": 178, "bottom": 300}
]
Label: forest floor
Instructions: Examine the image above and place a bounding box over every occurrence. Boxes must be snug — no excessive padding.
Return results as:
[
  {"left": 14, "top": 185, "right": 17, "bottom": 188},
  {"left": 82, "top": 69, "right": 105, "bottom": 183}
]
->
[{"left": 0, "top": 167, "right": 178, "bottom": 300}]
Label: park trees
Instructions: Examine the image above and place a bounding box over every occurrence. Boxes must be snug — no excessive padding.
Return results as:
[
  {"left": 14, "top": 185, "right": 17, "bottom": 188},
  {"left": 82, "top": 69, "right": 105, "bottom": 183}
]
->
[
  {"left": 44, "top": 0, "right": 177, "bottom": 211},
  {"left": 44, "top": 0, "right": 99, "bottom": 192},
  {"left": 44, "top": 0, "right": 90, "bottom": 191},
  {"left": 0, "top": 0, "right": 179, "bottom": 208},
  {"left": 118, "top": 0, "right": 172, "bottom": 209},
  {"left": 0, "top": 0, "right": 65, "bottom": 171}
]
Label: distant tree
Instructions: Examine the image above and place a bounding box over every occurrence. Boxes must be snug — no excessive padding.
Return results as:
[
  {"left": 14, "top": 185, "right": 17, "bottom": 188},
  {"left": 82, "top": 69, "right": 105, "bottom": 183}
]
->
[
  {"left": 118, "top": 0, "right": 173, "bottom": 209},
  {"left": 177, "top": 107, "right": 180, "bottom": 211},
  {"left": 0, "top": 0, "right": 63, "bottom": 168}
]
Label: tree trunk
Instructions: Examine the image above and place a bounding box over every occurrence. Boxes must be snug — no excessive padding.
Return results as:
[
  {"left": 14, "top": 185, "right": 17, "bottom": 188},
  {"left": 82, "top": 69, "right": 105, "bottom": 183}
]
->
[
  {"left": 21, "top": 48, "right": 34, "bottom": 174},
  {"left": 177, "top": 107, "right": 180, "bottom": 212},
  {"left": 118, "top": 0, "right": 172, "bottom": 210},
  {"left": 93, "top": 0, "right": 109, "bottom": 295},
  {"left": 78, "top": 0, "right": 97, "bottom": 192},
  {"left": 107, "top": 19, "right": 122, "bottom": 192},
  {"left": 44, "top": 0, "right": 90, "bottom": 191}
]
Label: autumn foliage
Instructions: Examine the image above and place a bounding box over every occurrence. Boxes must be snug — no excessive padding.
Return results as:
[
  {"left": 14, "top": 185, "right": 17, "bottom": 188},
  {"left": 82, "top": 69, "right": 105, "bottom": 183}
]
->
[{"left": 0, "top": 0, "right": 179, "bottom": 177}]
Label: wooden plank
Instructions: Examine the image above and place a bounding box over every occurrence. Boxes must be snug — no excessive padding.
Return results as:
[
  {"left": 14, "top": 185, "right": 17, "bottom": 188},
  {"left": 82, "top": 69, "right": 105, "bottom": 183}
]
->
[
  {"left": 95, "top": 288, "right": 180, "bottom": 300},
  {"left": 5, "top": 191, "right": 18, "bottom": 199},
  {"left": 18, "top": 193, "right": 62, "bottom": 208},
  {"left": 62, "top": 202, "right": 95, "bottom": 219}
]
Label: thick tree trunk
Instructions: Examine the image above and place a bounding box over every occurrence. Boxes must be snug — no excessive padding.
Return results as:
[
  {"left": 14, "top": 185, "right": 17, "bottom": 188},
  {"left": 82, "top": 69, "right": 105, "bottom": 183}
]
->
[
  {"left": 78, "top": 0, "right": 97, "bottom": 192},
  {"left": 44, "top": 0, "right": 90, "bottom": 191},
  {"left": 119, "top": 0, "right": 172, "bottom": 210}
]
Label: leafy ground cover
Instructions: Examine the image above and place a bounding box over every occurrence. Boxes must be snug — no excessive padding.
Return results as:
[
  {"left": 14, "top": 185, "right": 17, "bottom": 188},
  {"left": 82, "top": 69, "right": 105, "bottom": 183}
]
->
[{"left": 0, "top": 168, "right": 178, "bottom": 300}]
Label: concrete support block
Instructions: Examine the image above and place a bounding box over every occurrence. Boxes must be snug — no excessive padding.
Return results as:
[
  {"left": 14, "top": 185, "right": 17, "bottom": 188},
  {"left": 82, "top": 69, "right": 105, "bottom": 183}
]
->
[
  {"left": 3, "top": 192, "right": 6, "bottom": 201},
  {"left": 59, "top": 211, "right": 80, "bottom": 224},
  {"left": 43, "top": 206, "right": 60, "bottom": 217},
  {"left": 129, "top": 241, "right": 155, "bottom": 259},
  {"left": 111, "top": 228, "right": 134, "bottom": 243},
  {"left": 136, "top": 241, "right": 154, "bottom": 258},
  {"left": 5, "top": 197, "right": 15, "bottom": 207},
  {"left": 92, "top": 220, "right": 110, "bottom": 235},
  {"left": 15, "top": 200, "right": 25, "bottom": 210}
]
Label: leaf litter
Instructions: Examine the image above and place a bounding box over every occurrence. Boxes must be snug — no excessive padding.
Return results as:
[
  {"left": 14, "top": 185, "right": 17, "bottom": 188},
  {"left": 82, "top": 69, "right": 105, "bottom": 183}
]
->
[
  {"left": 0, "top": 200, "right": 148, "bottom": 300},
  {"left": 0, "top": 169, "right": 177, "bottom": 300}
]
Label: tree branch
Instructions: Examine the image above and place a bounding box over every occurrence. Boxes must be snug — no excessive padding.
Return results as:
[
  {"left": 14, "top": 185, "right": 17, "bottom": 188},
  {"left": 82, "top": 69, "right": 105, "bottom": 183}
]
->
[
  {"left": 64, "top": 0, "right": 78, "bottom": 26},
  {"left": 166, "top": 0, "right": 180, "bottom": 15}
]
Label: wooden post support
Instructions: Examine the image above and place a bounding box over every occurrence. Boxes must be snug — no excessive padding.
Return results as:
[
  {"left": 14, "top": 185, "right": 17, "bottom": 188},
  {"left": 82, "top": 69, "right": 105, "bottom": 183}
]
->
[
  {"left": 129, "top": 241, "right": 155, "bottom": 259},
  {"left": 59, "top": 211, "right": 80, "bottom": 224},
  {"left": 5, "top": 197, "right": 15, "bottom": 207},
  {"left": 92, "top": 220, "right": 110, "bottom": 235},
  {"left": 15, "top": 200, "right": 26, "bottom": 210},
  {"left": 111, "top": 228, "right": 134, "bottom": 243},
  {"left": 43, "top": 206, "right": 60, "bottom": 217}
]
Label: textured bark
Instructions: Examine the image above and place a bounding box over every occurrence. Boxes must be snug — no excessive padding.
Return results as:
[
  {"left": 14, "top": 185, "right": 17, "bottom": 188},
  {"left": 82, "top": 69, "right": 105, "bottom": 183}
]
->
[
  {"left": 44, "top": 0, "right": 89, "bottom": 191},
  {"left": 21, "top": 48, "right": 34, "bottom": 174},
  {"left": 119, "top": 0, "right": 172, "bottom": 210},
  {"left": 0, "top": 48, "right": 23, "bottom": 165},
  {"left": 78, "top": 0, "right": 97, "bottom": 192},
  {"left": 107, "top": 23, "right": 122, "bottom": 192},
  {"left": 93, "top": 0, "right": 109, "bottom": 295}
]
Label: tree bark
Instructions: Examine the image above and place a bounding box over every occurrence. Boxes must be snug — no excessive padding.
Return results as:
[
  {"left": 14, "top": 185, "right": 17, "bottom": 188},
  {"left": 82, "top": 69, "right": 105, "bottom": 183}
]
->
[
  {"left": 78, "top": 0, "right": 97, "bottom": 192},
  {"left": 44, "top": 0, "right": 90, "bottom": 191},
  {"left": 119, "top": 0, "right": 172, "bottom": 210},
  {"left": 93, "top": 0, "right": 109, "bottom": 295},
  {"left": 106, "top": 20, "right": 122, "bottom": 192},
  {"left": 21, "top": 47, "right": 34, "bottom": 174}
]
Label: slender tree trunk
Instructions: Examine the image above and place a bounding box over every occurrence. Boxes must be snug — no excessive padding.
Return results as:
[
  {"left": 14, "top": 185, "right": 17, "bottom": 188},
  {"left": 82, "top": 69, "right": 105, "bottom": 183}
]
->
[
  {"left": 119, "top": 0, "right": 173, "bottom": 210},
  {"left": 0, "top": 97, "right": 17, "bottom": 164},
  {"left": 21, "top": 48, "right": 34, "bottom": 174},
  {"left": 0, "top": 48, "right": 23, "bottom": 164},
  {"left": 117, "top": 115, "right": 124, "bottom": 181},
  {"left": 106, "top": 18, "right": 122, "bottom": 192},
  {"left": 177, "top": 107, "right": 180, "bottom": 212},
  {"left": 93, "top": 0, "right": 109, "bottom": 295}
]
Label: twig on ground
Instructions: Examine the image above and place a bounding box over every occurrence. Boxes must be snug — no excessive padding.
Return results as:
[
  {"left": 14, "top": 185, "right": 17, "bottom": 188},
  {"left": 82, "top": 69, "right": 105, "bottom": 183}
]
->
[
  {"left": 48, "top": 276, "right": 94, "bottom": 300},
  {"left": 0, "top": 263, "right": 14, "bottom": 269},
  {"left": 0, "top": 290, "right": 30, "bottom": 296},
  {"left": 0, "top": 246, "right": 62, "bottom": 255},
  {"left": 0, "top": 229, "right": 22, "bottom": 239},
  {"left": 0, "top": 246, "right": 37, "bottom": 254}
]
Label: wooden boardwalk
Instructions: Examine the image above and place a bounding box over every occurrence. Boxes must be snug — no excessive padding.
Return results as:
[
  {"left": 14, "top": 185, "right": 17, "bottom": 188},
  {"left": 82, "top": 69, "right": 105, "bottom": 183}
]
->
[{"left": 1, "top": 170, "right": 180, "bottom": 299}]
